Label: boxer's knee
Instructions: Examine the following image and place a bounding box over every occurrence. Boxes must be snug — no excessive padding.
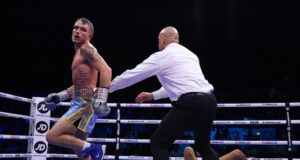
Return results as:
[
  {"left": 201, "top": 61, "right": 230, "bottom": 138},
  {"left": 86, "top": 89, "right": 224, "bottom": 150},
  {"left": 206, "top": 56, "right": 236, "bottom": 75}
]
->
[
  {"left": 46, "top": 131, "right": 57, "bottom": 144},
  {"left": 231, "top": 149, "right": 247, "bottom": 160}
]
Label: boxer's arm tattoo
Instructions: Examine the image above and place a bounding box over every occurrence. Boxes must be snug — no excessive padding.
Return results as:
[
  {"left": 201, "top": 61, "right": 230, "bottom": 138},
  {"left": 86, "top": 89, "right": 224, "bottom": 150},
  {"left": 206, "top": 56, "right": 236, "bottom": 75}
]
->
[{"left": 81, "top": 46, "right": 96, "bottom": 62}]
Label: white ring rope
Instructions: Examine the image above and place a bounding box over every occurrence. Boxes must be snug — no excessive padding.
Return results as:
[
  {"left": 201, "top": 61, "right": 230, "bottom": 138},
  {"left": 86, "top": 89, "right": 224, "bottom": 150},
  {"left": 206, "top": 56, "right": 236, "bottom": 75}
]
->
[
  {"left": 217, "top": 103, "right": 286, "bottom": 107},
  {"left": 47, "top": 118, "right": 300, "bottom": 125},
  {"left": 0, "top": 111, "right": 34, "bottom": 120},
  {"left": 0, "top": 154, "right": 32, "bottom": 158},
  {"left": 119, "top": 139, "right": 300, "bottom": 145},
  {"left": 49, "top": 117, "right": 117, "bottom": 123},
  {"left": 59, "top": 102, "right": 296, "bottom": 108},
  {"left": 1, "top": 132, "right": 299, "bottom": 146},
  {"left": 2, "top": 91, "right": 300, "bottom": 108},
  {"left": 120, "top": 103, "right": 290, "bottom": 108},
  {"left": 120, "top": 119, "right": 300, "bottom": 125},
  {"left": 1, "top": 133, "right": 299, "bottom": 146},
  {"left": 46, "top": 155, "right": 300, "bottom": 160},
  {"left": 0, "top": 153, "right": 299, "bottom": 160},
  {"left": 0, "top": 133, "right": 116, "bottom": 143},
  {"left": 0, "top": 134, "right": 33, "bottom": 140},
  {"left": 0, "top": 91, "right": 300, "bottom": 159},
  {"left": 0, "top": 92, "right": 33, "bottom": 103},
  {"left": 58, "top": 101, "right": 118, "bottom": 107},
  {"left": 289, "top": 102, "right": 300, "bottom": 107},
  {"left": 95, "top": 119, "right": 117, "bottom": 123},
  {"left": 87, "top": 138, "right": 116, "bottom": 143}
]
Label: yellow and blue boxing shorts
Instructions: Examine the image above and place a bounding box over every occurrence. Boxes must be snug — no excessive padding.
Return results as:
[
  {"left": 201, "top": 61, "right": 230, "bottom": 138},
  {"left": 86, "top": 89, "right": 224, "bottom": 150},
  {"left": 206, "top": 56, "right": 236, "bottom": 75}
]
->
[{"left": 63, "top": 88, "right": 97, "bottom": 133}]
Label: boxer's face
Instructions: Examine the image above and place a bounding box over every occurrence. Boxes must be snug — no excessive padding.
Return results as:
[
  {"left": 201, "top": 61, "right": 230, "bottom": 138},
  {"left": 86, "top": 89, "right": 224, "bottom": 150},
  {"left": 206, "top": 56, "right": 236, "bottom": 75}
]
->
[{"left": 72, "top": 20, "right": 92, "bottom": 44}]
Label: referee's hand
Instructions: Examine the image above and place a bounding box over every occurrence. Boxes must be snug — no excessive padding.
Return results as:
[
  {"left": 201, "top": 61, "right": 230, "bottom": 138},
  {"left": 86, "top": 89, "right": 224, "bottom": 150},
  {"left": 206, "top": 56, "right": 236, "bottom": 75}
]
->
[{"left": 135, "top": 92, "right": 153, "bottom": 103}]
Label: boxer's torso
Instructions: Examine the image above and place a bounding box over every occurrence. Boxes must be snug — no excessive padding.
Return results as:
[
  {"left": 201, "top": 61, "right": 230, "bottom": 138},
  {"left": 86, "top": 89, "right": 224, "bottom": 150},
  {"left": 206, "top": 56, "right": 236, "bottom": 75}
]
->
[{"left": 71, "top": 48, "right": 98, "bottom": 88}]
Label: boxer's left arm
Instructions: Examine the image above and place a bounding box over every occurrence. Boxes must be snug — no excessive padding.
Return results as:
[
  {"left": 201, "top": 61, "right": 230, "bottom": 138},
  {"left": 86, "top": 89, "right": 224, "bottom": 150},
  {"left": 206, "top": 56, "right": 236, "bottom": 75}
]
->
[
  {"left": 81, "top": 46, "right": 112, "bottom": 116},
  {"left": 81, "top": 46, "right": 112, "bottom": 88}
]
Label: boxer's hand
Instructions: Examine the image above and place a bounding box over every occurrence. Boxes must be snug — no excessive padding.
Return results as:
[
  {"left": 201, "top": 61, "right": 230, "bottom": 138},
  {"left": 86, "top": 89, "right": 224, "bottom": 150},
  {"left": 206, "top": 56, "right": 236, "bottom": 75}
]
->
[
  {"left": 94, "top": 88, "right": 111, "bottom": 117},
  {"left": 135, "top": 92, "right": 153, "bottom": 104},
  {"left": 44, "top": 93, "right": 60, "bottom": 111}
]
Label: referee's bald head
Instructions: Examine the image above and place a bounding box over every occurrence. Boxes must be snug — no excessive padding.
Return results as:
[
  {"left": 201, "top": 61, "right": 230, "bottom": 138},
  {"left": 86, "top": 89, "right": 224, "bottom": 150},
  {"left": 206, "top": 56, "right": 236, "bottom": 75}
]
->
[
  {"left": 158, "top": 26, "right": 179, "bottom": 51},
  {"left": 160, "top": 26, "right": 179, "bottom": 41}
]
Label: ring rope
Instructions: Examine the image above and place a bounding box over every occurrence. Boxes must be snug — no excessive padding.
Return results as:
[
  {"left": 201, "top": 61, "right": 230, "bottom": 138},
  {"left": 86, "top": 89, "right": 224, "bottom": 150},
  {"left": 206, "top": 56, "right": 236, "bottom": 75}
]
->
[
  {"left": 120, "top": 119, "right": 300, "bottom": 125},
  {"left": 0, "top": 134, "right": 117, "bottom": 143},
  {"left": 49, "top": 117, "right": 117, "bottom": 124},
  {"left": 86, "top": 137, "right": 116, "bottom": 143},
  {"left": 59, "top": 102, "right": 292, "bottom": 108},
  {"left": 0, "top": 111, "right": 292, "bottom": 125},
  {"left": 119, "top": 138, "right": 300, "bottom": 145},
  {"left": 57, "top": 101, "right": 118, "bottom": 107},
  {"left": 1, "top": 91, "right": 300, "bottom": 159},
  {"left": 2, "top": 91, "right": 300, "bottom": 108},
  {"left": 289, "top": 102, "right": 300, "bottom": 107},
  {"left": 0, "top": 154, "right": 32, "bottom": 158},
  {"left": 0, "top": 92, "right": 33, "bottom": 103},
  {"left": 0, "top": 153, "right": 299, "bottom": 160},
  {"left": 46, "top": 117, "right": 300, "bottom": 125},
  {"left": 0, "top": 111, "right": 34, "bottom": 120},
  {"left": 0, "top": 134, "right": 33, "bottom": 140},
  {"left": 120, "top": 103, "right": 288, "bottom": 108},
  {"left": 1, "top": 133, "right": 299, "bottom": 146}
]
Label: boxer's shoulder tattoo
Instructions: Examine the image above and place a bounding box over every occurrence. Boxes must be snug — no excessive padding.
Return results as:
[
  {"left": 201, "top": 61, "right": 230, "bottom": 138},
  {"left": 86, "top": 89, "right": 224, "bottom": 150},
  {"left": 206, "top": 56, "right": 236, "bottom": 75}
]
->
[{"left": 81, "top": 46, "right": 95, "bottom": 62}]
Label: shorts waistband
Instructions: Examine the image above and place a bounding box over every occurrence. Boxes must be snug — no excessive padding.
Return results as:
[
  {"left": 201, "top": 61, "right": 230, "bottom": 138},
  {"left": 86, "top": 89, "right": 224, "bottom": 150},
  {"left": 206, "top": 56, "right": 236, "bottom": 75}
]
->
[{"left": 72, "top": 87, "right": 95, "bottom": 99}]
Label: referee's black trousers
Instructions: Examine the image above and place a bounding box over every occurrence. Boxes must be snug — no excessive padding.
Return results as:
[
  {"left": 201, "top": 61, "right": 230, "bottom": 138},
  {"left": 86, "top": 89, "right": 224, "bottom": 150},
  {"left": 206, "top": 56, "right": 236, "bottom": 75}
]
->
[{"left": 150, "top": 92, "right": 218, "bottom": 160}]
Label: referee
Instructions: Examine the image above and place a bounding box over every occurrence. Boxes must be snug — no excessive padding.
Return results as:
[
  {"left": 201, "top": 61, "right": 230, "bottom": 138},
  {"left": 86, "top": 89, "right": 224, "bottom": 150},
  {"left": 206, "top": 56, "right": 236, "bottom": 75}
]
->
[{"left": 109, "top": 26, "right": 218, "bottom": 160}]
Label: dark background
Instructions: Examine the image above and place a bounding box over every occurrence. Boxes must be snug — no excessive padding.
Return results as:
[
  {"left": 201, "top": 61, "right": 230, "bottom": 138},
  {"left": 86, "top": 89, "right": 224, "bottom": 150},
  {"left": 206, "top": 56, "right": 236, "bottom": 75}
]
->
[{"left": 2, "top": 0, "right": 300, "bottom": 103}]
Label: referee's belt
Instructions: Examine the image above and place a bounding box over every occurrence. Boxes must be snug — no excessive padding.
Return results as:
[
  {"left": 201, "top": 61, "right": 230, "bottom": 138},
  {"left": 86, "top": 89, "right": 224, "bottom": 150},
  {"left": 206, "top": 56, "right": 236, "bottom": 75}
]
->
[{"left": 180, "top": 91, "right": 213, "bottom": 99}]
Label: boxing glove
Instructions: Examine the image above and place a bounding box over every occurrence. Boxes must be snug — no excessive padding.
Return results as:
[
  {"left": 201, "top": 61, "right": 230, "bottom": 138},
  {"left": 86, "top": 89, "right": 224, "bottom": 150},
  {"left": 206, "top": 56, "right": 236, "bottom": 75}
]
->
[
  {"left": 94, "top": 88, "right": 111, "bottom": 117},
  {"left": 44, "top": 90, "right": 69, "bottom": 111}
]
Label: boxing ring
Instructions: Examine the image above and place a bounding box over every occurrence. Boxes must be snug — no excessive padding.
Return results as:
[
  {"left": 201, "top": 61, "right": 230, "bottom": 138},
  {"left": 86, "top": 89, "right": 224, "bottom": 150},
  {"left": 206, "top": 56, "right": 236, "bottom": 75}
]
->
[{"left": 0, "top": 91, "right": 300, "bottom": 160}]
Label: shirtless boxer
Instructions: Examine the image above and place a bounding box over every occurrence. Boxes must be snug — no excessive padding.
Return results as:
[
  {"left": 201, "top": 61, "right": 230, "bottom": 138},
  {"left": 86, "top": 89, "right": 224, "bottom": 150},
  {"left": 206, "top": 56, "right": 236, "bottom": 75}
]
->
[{"left": 44, "top": 18, "right": 112, "bottom": 160}]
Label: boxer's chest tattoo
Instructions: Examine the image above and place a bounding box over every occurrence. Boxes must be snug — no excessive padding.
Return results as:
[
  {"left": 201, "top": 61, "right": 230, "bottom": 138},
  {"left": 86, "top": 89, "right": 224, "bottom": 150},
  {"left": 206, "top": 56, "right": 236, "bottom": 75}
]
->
[{"left": 74, "top": 69, "right": 89, "bottom": 86}]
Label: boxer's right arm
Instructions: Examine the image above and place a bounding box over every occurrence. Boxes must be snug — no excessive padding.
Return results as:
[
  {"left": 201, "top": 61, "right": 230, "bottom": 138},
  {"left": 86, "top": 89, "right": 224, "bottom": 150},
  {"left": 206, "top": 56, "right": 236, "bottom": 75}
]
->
[
  {"left": 56, "top": 86, "right": 73, "bottom": 102},
  {"left": 44, "top": 86, "right": 73, "bottom": 111},
  {"left": 66, "top": 86, "right": 74, "bottom": 96}
]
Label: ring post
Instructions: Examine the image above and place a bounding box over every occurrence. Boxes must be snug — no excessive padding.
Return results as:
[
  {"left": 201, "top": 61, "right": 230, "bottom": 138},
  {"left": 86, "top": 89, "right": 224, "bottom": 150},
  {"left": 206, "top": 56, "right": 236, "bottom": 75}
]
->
[
  {"left": 285, "top": 103, "right": 293, "bottom": 160},
  {"left": 28, "top": 97, "right": 50, "bottom": 160},
  {"left": 115, "top": 103, "right": 121, "bottom": 160}
]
